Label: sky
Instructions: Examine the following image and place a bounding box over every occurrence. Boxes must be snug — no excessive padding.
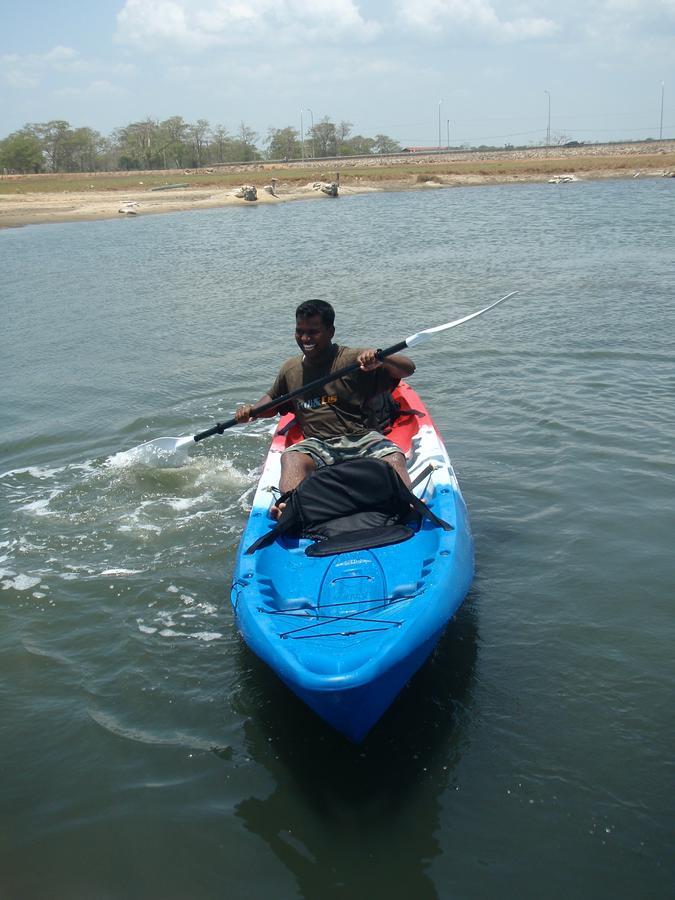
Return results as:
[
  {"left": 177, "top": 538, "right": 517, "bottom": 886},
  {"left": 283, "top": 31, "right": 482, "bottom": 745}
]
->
[{"left": 1, "top": 0, "right": 673, "bottom": 147}]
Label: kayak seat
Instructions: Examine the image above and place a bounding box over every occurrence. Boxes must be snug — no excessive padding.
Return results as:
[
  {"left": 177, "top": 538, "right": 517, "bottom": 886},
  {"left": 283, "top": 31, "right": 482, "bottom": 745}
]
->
[{"left": 306, "top": 523, "right": 414, "bottom": 557}]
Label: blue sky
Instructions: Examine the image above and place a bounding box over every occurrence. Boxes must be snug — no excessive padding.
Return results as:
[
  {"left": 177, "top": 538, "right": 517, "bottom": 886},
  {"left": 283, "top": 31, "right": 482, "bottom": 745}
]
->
[{"left": 1, "top": 0, "right": 673, "bottom": 147}]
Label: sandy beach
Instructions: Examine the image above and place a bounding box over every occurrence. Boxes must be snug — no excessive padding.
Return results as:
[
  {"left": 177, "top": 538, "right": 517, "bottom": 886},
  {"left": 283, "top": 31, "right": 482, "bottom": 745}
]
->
[{"left": 1, "top": 141, "right": 674, "bottom": 229}]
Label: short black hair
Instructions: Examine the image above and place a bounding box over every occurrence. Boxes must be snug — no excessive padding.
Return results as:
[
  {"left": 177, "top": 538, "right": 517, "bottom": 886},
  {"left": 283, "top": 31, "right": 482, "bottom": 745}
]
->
[{"left": 295, "top": 299, "right": 335, "bottom": 327}]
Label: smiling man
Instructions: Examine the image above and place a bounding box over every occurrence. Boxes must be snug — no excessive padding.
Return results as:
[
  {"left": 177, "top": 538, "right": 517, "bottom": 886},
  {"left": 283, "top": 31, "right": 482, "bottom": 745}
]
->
[{"left": 235, "top": 299, "right": 415, "bottom": 513}]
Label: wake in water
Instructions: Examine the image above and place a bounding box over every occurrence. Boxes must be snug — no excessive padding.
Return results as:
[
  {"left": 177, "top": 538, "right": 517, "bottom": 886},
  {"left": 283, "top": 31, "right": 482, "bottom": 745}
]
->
[{"left": 0, "top": 432, "right": 264, "bottom": 629}]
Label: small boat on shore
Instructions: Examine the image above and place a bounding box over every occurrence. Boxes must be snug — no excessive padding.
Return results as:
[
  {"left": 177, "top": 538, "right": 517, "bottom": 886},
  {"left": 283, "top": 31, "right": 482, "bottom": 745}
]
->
[
  {"left": 118, "top": 201, "right": 140, "bottom": 216},
  {"left": 149, "top": 183, "right": 190, "bottom": 191},
  {"left": 230, "top": 381, "right": 475, "bottom": 741}
]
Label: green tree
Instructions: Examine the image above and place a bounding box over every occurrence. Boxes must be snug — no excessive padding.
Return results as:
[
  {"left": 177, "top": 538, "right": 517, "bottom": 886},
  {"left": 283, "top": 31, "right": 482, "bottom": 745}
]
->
[
  {"left": 265, "top": 126, "right": 300, "bottom": 160},
  {"left": 341, "top": 135, "right": 375, "bottom": 156},
  {"left": 157, "top": 116, "right": 190, "bottom": 168},
  {"left": 25, "top": 120, "right": 71, "bottom": 171},
  {"left": 224, "top": 122, "right": 260, "bottom": 162},
  {"left": 312, "top": 118, "right": 337, "bottom": 157},
  {"left": 0, "top": 130, "right": 44, "bottom": 172},
  {"left": 60, "top": 127, "right": 105, "bottom": 171},
  {"left": 372, "top": 134, "right": 402, "bottom": 154},
  {"left": 96, "top": 135, "right": 118, "bottom": 171},
  {"left": 336, "top": 120, "right": 353, "bottom": 154},
  {"left": 210, "top": 125, "right": 230, "bottom": 163},
  {"left": 114, "top": 118, "right": 162, "bottom": 169},
  {"left": 188, "top": 119, "right": 210, "bottom": 166}
]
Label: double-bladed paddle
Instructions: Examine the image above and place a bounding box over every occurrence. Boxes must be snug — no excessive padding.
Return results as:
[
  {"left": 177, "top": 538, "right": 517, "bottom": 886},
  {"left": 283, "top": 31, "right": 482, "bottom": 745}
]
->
[{"left": 120, "top": 290, "right": 518, "bottom": 467}]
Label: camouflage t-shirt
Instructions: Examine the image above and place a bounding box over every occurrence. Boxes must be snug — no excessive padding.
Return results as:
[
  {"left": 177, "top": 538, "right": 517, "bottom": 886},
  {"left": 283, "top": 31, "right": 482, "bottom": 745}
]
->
[{"left": 269, "top": 345, "right": 399, "bottom": 440}]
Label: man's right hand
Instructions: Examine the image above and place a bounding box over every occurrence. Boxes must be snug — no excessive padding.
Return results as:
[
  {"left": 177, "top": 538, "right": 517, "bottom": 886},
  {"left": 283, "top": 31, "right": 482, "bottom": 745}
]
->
[{"left": 235, "top": 404, "right": 255, "bottom": 424}]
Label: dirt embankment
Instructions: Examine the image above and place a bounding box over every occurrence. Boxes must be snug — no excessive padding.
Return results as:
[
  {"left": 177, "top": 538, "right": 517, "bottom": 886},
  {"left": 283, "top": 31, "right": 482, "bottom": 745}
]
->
[{"left": 2, "top": 141, "right": 674, "bottom": 229}]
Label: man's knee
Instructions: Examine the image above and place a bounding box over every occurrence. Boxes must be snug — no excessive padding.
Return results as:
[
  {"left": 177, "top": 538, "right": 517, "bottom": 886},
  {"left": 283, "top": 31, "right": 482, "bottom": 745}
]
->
[
  {"left": 383, "top": 451, "right": 411, "bottom": 487},
  {"left": 280, "top": 450, "right": 316, "bottom": 492}
]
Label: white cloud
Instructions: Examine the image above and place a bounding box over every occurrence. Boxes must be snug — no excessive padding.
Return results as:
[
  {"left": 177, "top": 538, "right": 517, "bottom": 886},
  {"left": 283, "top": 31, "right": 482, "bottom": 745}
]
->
[
  {"left": 43, "top": 46, "right": 80, "bottom": 65},
  {"left": 603, "top": 0, "right": 675, "bottom": 12},
  {"left": 0, "top": 46, "right": 84, "bottom": 91},
  {"left": 1, "top": 46, "right": 82, "bottom": 71},
  {"left": 394, "top": 0, "right": 558, "bottom": 41},
  {"left": 116, "top": 0, "right": 381, "bottom": 50},
  {"left": 3, "top": 69, "right": 40, "bottom": 89},
  {"left": 577, "top": 0, "right": 675, "bottom": 45},
  {"left": 0, "top": 45, "right": 137, "bottom": 102},
  {"left": 55, "top": 80, "right": 127, "bottom": 99}
]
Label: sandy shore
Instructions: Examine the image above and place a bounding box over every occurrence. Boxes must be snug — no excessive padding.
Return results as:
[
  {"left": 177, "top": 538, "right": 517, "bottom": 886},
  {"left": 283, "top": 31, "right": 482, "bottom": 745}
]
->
[
  {"left": 2, "top": 142, "right": 674, "bottom": 229},
  {"left": 0, "top": 180, "right": 387, "bottom": 228}
]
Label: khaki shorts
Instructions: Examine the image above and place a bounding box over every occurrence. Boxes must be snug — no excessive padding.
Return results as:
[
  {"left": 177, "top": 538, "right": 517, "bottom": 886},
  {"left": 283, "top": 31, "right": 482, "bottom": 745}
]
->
[{"left": 284, "top": 430, "right": 402, "bottom": 468}]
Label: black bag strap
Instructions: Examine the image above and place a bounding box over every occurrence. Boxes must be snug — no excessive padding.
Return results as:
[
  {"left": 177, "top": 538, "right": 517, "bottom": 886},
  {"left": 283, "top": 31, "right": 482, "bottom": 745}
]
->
[
  {"left": 400, "top": 481, "right": 453, "bottom": 532},
  {"left": 245, "top": 490, "right": 301, "bottom": 554}
]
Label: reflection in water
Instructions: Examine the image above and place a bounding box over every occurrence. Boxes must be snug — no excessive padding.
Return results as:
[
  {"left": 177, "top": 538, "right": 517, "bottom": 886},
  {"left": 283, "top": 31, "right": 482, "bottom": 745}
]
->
[{"left": 229, "top": 597, "right": 479, "bottom": 899}]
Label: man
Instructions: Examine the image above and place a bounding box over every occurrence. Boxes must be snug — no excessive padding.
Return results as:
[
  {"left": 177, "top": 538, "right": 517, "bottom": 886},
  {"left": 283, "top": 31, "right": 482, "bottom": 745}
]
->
[{"left": 235, "top": 299, "right": 415, "bottom": 514}]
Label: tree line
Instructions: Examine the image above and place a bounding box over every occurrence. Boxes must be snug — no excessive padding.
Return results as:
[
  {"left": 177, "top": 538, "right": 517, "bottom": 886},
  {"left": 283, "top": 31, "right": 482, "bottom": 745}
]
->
[{"left": 0, "top": 116, "right": 403, "bottom": 174}]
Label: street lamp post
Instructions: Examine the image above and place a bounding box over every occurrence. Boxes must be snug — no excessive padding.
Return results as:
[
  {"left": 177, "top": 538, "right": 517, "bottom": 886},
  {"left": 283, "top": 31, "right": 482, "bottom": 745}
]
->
[
  {"left": 438, "top": 99, "right": 442, "bottom": 150},
  {"left": 544, "top": 90, "right": 551, "bottom": 146},
  {"left": 660, "top": 82, "right": 665, "bottom": 141},
  {"left": 300, "top": 108, "right": 304, "bottom": 163},
  {"left": 306, "top": 108, "right": 315, "bottom": 158}
]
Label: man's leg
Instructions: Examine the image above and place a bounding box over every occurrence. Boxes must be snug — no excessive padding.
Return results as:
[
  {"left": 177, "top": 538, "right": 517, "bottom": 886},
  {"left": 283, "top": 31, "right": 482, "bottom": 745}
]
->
[
  {"left": 270, "top": 450, "right": 317, "bottom": 519},
  {"left": 382, "top": 451, "right": 412, "bottom": 488},
  {"left": 280, "top": 449, "right": 317, "bottom": 493}
]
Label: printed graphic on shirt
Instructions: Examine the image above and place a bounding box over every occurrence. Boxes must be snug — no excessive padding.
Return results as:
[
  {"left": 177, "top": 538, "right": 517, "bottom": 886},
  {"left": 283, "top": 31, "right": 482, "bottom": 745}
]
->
[{"left": 299, "top": 394, "right": 337, "bottom": 411}]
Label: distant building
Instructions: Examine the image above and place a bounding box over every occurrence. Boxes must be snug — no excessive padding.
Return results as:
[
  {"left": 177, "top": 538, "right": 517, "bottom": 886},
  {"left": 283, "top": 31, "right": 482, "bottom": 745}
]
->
[{"left": 402, "top": 146, "right": 445, "bottom": 153}]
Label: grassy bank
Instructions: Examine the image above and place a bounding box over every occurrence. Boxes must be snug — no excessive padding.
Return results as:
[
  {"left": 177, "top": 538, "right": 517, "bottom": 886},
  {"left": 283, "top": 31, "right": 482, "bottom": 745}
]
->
[{"left": 2, "top": 146, "right": 674, "bottom": 195}]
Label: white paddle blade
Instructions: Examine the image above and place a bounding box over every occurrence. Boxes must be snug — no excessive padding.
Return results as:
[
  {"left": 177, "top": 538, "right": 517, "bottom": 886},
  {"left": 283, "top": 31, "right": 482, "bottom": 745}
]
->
[
  {"left": 110, "top": 436, "right": 193, "bottom": 468},
  {"left": 405, "top": 290, "right": 519, "bottom": 348}
]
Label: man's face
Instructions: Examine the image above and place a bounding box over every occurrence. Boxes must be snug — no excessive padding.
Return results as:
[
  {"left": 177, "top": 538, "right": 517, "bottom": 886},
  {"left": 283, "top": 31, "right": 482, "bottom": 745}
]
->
[{"left": 295, "top": 315, "right": 335, "bottom": 361}]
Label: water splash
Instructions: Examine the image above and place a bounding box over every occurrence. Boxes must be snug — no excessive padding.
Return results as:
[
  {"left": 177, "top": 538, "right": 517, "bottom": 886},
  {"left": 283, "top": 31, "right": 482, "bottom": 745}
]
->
[{"left": 107, "top": 435, "right": 194, "bottom": 469}]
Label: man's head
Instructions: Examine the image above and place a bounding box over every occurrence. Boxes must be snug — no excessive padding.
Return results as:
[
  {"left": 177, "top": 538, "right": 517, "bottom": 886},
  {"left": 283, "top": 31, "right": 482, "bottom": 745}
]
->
[
  {"left": 295, "top": 299, "right": 334, "bottom": 328},
  {"left": 295, "top": 299, "right": 335, "bottom": 361}
]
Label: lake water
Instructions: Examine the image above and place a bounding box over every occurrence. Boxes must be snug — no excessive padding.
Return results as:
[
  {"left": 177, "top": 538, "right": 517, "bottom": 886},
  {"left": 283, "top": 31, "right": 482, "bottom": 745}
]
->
[{"left": 1, "top": 179, "right": 673, "bottom": 899}]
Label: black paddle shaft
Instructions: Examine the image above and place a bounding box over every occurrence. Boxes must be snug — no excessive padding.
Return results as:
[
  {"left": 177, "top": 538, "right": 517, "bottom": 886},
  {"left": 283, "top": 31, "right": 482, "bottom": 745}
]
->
[{"left": 193, "top": 340, "right": 409, "bottom": 443}]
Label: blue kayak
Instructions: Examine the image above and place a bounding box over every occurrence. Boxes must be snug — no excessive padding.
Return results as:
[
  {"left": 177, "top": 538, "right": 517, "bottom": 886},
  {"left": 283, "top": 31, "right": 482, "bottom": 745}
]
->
[{"left": 230, "top": 381, "right": 475, "bottom": 741}]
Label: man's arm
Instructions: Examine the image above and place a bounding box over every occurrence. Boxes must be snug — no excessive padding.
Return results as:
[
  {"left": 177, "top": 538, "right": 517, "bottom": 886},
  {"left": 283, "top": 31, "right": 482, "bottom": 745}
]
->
[
  {"left": 357, "top": 349, "right": 415, "bottom": 378},
  {"left": 235, "top": 394, "right": 277, "bottom": 424}
]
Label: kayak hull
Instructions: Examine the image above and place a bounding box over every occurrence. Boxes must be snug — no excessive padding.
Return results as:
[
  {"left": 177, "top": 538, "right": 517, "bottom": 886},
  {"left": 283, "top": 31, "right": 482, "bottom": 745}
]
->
[{"left": 230, "top": 382, "right": 474, "bottom": 741}]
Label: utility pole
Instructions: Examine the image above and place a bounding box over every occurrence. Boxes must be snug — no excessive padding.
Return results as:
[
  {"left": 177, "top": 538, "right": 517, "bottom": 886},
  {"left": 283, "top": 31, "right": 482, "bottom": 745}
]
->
[
  {"left": 447, "top": 119, "right": 450, "bottom": 149},
  {"left": 306, "top": 108, "right": 315, "bottom": 158},
  {"left": 438, "top": 99, "right": 442, "bottom": 150},
  {"left": 300, "top": 109, "right": 304, "bottom": 163},
  {"left": 660, "top": 82, "right": 665, "bottom": 140},
  {"left": 544, "top": 90, "right": 551, "bottom": 146}
]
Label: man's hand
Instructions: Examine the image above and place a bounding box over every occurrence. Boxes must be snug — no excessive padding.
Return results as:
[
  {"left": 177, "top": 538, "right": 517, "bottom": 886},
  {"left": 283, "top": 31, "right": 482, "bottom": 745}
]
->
[
  {"left": 357, "top": 349, "right": 382, "bottom": 371},
  {"left": 235, "top": 404, "right": 256, "bottom": 424},
  {"left": 358, "top": 349, "right": 416, "bottom": 377}
]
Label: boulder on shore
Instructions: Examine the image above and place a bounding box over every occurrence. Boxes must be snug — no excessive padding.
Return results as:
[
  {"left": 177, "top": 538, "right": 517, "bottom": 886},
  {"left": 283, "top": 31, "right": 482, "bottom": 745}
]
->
[
  {"left": 235, "top": 184, "right": 257, "bottom": 201},
  {"left": 313, "top": 181, "right": 338, "bottom": 197}
]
